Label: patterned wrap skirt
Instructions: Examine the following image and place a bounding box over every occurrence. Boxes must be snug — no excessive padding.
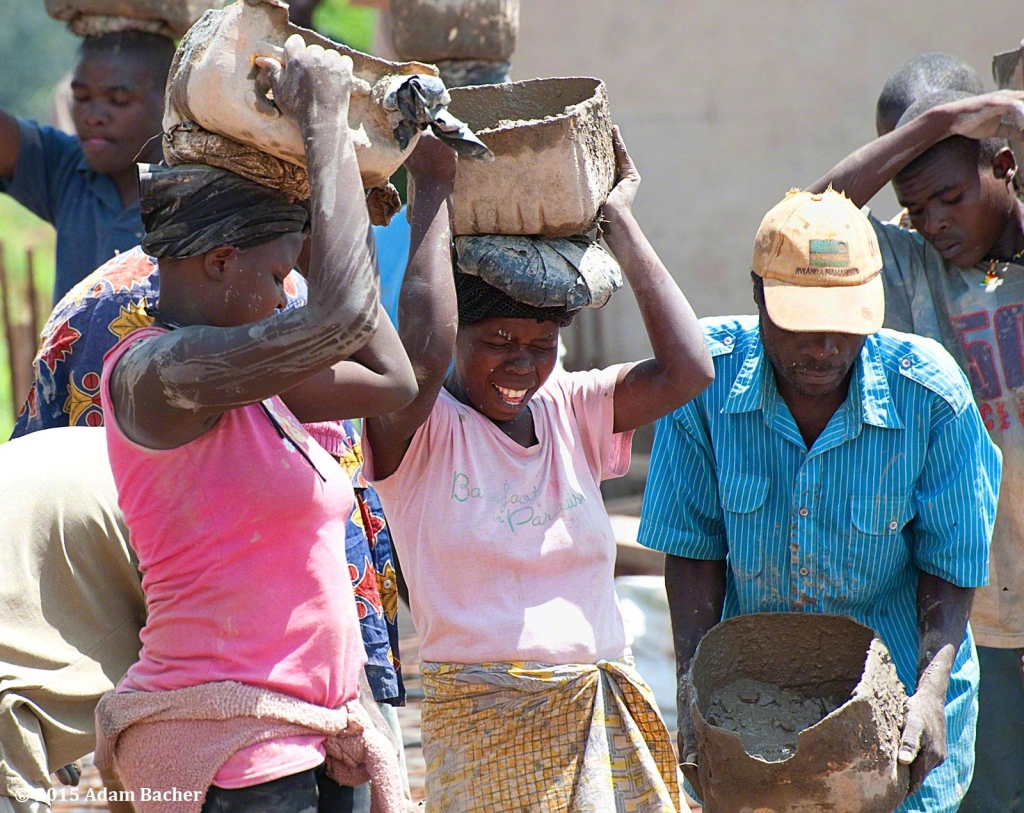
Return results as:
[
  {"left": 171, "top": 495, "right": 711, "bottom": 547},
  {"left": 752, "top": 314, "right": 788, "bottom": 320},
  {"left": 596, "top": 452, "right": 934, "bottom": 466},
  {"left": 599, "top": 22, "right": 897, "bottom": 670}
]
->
[{"left": 420, "top": 659, "right": 680, "bottom": 812}]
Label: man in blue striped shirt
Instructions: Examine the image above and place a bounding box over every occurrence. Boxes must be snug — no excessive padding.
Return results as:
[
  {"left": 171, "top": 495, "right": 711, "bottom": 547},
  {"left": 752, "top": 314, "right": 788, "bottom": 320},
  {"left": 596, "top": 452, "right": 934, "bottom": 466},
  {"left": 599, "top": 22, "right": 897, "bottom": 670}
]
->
[{"left": 638, "top": 189, "right": 1001, "bottom": 812}]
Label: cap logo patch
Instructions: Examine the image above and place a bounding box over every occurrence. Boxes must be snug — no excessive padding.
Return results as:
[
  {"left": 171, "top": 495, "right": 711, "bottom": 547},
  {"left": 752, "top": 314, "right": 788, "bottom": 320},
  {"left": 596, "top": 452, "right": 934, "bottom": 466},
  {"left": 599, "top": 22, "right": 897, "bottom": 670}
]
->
[{"left": 808, "top": 239, "right": 849, "bottom": 268}]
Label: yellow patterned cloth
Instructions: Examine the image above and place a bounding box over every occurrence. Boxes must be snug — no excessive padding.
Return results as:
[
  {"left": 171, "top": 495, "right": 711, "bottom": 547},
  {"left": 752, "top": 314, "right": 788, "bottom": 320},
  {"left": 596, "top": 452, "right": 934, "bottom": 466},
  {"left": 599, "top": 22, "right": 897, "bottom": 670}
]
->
[{"left": 420, "top": 659, "right": 680, "bottom": 812}]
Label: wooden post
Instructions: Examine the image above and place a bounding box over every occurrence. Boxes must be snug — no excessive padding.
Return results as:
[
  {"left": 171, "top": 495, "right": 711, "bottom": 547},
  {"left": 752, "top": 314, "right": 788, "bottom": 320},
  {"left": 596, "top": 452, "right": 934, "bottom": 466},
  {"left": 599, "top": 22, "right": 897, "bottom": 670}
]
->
[
  {"left": 0, "top": 243, "right": 19, "bottom": 419},
  {"left": 26, "top": 247, "right": 40, "bottom": 344}
]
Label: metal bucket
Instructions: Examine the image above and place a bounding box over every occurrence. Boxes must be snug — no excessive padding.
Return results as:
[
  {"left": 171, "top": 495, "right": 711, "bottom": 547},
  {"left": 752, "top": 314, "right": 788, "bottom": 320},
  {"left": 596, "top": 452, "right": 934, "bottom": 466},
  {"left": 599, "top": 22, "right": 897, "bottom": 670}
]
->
[{"left": 686, "top": 613, "right": 910, "bottom": 813}]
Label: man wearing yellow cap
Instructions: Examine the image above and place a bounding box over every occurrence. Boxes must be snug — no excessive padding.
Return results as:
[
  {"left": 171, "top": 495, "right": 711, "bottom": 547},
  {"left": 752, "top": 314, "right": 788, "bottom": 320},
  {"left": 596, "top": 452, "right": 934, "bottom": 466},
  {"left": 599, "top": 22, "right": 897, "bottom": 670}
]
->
[{"left": 638, "top": 189, "right": 1002, "bottom": 812}]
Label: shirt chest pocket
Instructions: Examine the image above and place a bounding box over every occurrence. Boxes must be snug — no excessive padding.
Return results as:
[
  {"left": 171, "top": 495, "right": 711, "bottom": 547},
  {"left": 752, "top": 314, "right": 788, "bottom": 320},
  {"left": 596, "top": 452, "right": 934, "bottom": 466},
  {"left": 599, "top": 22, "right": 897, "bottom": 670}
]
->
[
  {"left": 720, "top": 473, "right": 772, "bottom": 579},
  {"left": 841, "top": 495, "right": 913, "bottom": 600}
]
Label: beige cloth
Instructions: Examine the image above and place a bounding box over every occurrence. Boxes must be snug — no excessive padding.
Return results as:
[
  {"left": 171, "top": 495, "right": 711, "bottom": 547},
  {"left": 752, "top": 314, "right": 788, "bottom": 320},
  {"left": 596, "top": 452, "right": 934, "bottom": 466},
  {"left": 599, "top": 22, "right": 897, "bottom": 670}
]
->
[
  {"left": 0, "top": 428, "right": 145, "bottom": 806},
  {"left": 94, "top": 681, "right": 408, "bottom": 813}
]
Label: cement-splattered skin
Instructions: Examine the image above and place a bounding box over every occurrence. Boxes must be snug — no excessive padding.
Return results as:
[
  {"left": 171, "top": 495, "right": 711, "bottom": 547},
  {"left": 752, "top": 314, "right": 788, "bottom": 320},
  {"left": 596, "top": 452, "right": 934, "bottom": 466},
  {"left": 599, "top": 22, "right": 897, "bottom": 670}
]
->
[{"left": 111, "top": 35, "right": 417, "bottom": 449}]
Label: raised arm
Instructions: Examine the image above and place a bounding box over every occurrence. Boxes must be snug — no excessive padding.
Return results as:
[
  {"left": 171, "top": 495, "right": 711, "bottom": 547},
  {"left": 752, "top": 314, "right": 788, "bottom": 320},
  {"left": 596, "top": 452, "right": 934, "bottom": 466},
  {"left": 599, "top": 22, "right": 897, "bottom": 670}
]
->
[
  {"left": 602, "top": 128, "right": 714, "bottom": 434},
  {"left": 0, "top": 110, "right": 20, "bottom": 181},
  {"left": 807, "top": 90, "right": 1024, "bottom": 207},
  {"left": 363, "top": 135, "right": 458, "bottom": 479},
  {"left": 898, "top": 575, "right": 973, "bottom": 797},
  {"left": 111, "top": 36, "right": 382, "bottom": 445},
  {"left": 665, "top": 554, "right": 727, "bottom": 795},
  {"left": 278, "top": 302, "right": 416, "bottom": 422}
]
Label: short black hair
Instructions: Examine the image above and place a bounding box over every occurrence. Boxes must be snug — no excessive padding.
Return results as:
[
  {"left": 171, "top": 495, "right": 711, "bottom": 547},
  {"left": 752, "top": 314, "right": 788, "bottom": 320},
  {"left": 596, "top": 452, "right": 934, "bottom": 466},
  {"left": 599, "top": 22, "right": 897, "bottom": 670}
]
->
[
  {"left": 875, "top": 53, "right": 984, "bottom": 136},
  {"left": 895, "top": 89, "right": 1007, "bottom": 179},
  {"left": 77, "top": 31, "right": 175, "bottom": 91}
]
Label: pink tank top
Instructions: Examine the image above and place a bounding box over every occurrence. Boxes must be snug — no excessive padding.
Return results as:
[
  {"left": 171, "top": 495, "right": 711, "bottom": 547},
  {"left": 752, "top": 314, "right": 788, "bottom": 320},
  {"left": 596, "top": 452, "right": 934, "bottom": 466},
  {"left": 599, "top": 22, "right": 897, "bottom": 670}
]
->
[{"left": 101, "top": 327, "right": 365, "bottom": 787}]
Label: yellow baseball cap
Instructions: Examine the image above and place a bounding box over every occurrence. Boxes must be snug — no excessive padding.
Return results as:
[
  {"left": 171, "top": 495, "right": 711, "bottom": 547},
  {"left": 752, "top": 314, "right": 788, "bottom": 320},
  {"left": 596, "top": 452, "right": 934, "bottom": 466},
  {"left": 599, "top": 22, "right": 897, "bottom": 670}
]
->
[{"left": 752, "top": 188, "right": 884, "bottom": 335}]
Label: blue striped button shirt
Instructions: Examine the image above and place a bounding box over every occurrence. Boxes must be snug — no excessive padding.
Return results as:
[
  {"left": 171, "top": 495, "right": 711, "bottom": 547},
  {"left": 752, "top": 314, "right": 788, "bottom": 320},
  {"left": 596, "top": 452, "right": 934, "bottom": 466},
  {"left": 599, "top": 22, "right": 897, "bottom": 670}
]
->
[{"left": 638, "top": 316, "right": 1001, "bottom": 812}]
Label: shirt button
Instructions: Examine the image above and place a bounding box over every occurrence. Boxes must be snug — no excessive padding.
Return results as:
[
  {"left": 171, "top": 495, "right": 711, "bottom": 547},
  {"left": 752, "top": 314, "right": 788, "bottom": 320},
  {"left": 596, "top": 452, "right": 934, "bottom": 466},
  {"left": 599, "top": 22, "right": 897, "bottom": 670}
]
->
[
  {"left": 888, "top": 520, "right": 898, "bottom": 530},
  {"left": 790, "top": 543, "right": 799, "bottom": 552},
  {"left": 799, "top": 567, "right": 809, "bottom": 576},
  {"left": 799, "top": 507, "right": 809, "bottom": 517},
  {"left": 723, "top": 336, "right": 733, "bottom": 346},
  {"left": 901, "top": 358, "right": 911, "bottom": 368}
]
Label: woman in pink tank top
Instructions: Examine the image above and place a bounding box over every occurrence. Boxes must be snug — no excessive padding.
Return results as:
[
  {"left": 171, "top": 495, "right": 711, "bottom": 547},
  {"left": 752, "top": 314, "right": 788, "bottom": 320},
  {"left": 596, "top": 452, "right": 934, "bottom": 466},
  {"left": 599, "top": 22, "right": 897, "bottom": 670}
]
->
[
  {"left": 362, "top": 129, "right": 715, "bottom": 811},
  {"left": 98, "top": 37, "right": 455, "bottom": 813}
]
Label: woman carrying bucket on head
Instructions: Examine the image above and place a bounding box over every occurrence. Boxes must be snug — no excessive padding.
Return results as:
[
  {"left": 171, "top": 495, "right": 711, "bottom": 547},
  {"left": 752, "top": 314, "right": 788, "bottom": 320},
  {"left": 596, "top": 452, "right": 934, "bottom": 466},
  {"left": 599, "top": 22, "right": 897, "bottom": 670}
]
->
[
  {"left": 362, "top": 125, "right": 714, "bottom": 811},
  {"left": 93, "top": 35, "right": 455, "bottom": 813}
]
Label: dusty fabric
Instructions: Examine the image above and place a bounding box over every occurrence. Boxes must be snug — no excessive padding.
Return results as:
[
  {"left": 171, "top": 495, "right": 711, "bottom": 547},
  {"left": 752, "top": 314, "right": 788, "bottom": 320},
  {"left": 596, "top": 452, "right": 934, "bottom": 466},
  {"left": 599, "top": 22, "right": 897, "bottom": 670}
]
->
[
  {"left": 453, "top": 271, "right": 575, "bottom": 327},
  {"left": 0, "top": 428, "right": 144, "bottom": 806},
  {"left": 871, "top": 214, "right": 1024, "bottom": 647},
  {"left": 382, "top": 74, "right": 491, "bottom": 161},
  {"left": 419, "top": 660, "right": 679, "bottom": 812},
  {"left": 363, "top": 366, "right": 634, "bottom": 666},
  {"left": 138, "top": 163, "right": 309, "bottom": 259},
  {"left": 94, "top": 681, "right": 407, "bottom": 813},
  {"left": 162, "top": 122, "right": 313, "bottom": 202},
  {"left": 455, "top": 234, "right": 622, "bottom": 312}
]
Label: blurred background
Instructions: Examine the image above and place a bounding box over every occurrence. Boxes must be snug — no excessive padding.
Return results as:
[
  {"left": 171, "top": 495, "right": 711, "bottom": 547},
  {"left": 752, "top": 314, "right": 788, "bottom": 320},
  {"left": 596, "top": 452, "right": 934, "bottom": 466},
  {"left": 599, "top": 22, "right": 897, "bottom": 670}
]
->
[{"left": 0, "top": 0, "right": 1020, "bottom": 437}]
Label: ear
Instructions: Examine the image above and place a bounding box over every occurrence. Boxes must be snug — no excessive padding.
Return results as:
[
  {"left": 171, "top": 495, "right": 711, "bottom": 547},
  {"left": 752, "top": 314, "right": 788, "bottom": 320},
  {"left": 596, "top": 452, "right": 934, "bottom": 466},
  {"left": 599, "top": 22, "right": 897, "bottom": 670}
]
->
[
  {"left": 992, "top": 146, "right": 1018, "bottom": 186},
  {"left": 203, "top": 246, "right": 238, "bottom": 281}
]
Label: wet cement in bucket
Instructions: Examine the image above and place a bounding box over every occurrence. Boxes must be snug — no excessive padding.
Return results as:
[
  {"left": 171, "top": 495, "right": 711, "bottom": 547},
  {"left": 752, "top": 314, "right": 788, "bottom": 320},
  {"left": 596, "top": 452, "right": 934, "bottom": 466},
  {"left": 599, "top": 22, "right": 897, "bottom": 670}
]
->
[{"left": 704, "top": 677, "right": 844, "bottom": 762}]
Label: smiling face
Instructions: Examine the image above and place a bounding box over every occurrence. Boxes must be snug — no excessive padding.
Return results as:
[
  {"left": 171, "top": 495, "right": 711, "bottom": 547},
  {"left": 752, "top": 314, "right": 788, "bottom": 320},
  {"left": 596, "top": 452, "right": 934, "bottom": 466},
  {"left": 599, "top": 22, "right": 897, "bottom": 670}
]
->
[
  {"left": 892, "top": 139, "right": 1018, "bottom": 268},
  {"left": 449, "top": 316, "right": 560, "bottom": 422},
  {"left": 71, "top": 52, "right": 165, "bottom": 175}
]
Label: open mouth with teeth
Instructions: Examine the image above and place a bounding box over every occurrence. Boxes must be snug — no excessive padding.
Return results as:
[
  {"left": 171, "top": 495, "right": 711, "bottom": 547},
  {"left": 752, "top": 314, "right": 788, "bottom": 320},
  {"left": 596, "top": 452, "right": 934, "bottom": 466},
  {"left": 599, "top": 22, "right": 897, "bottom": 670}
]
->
[{"left": 494, "top": 384, "right": 529, "bottom": 406}]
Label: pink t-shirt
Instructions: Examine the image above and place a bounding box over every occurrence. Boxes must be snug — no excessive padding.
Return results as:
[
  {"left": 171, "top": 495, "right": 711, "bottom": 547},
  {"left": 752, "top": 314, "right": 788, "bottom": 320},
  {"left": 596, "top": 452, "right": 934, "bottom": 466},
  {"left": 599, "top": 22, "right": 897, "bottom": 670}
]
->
[
  {"left": 101, "top": 328, "right": 366, "bottom": 788},
  {"left": 363, "top": 364, "right": 635, "bottom": 665}
]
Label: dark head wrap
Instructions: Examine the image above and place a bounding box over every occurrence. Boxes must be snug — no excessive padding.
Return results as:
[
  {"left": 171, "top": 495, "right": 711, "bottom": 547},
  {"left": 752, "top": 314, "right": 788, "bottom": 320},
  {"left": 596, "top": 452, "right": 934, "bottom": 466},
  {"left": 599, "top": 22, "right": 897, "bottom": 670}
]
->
[
  {"left": 138, "top": 163, "right": 310, "bottom": 259},
  {"left": 454, "top": 271, "right": 575, "bottom": 328}
]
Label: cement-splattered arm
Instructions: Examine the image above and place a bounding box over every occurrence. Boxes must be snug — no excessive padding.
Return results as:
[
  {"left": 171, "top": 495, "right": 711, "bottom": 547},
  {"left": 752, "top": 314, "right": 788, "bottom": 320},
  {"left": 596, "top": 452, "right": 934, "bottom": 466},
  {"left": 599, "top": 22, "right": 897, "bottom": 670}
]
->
[
  {"left": 806, "top": 91, "right": 1024, "bottom": 208},
  {"left": 601, "top": 127, "right": 714, "bottom": 434},
  {"left": 364, "top": 134, "right": 458, "bottom": 480},
  {"left": 898, "top": 573, "right": 973, "bottom": 797},
  {"left": 110, "top": 36, "right": 386, "bottom": 447},
  {"left": 664, "top": 553, "right": 727, "bottom": 784}
]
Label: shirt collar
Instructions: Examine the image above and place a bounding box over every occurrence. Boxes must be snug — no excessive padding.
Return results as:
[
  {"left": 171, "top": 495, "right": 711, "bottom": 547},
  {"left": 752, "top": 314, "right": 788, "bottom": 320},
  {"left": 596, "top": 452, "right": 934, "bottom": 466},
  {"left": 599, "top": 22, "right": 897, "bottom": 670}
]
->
[
  {"left": 722, "top": 331, "right": 903, "bottom": 430},
  {"left": 75, "top": 152, "right": 134, "bottom": 212}
]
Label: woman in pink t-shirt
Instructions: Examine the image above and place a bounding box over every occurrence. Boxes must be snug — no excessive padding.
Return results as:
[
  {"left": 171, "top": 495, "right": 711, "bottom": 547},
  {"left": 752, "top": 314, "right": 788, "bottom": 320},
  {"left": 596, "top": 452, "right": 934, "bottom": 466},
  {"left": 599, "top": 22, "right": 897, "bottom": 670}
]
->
[
  {"left": 363, "top": 129, "right": 715, "bottom": 811},
  {"left": 97, "top": 38, "right": 453, "bottom": 813}
]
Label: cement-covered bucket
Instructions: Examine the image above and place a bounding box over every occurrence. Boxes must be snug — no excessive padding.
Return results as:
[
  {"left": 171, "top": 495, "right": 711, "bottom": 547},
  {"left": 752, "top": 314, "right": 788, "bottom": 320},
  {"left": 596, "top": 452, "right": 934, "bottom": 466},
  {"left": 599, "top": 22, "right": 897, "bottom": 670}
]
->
[
  {"left": 45, "top": 0, "right": 229, "bottom": 38},
  {"left": 686, "top": 613, "right": 910, "bottom": 813},
  {"left": 162, "top": 0, "right": 437, "bottom": 195},
  {"left": 390, "top": 0, "right": 519, "bottom": 64},
  {"left": 993, "top": 45, "right": 1024, "bottom": 90},
  {"left": 446, "top": 77, "right": 615, "bottom": 237}
]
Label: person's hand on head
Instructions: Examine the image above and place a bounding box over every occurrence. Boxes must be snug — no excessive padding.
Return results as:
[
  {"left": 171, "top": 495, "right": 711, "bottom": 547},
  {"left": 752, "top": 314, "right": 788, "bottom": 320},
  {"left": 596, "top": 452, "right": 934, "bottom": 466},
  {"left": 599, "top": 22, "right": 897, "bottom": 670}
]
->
[
  {"left": 945, "top": 90, "right": 1024, "bottom": 141},
  {"left": 255, "top": 34, "right": 353, "bottom": 127},
  {"left": 403, "top": 131, "right": 457, "bottom": 188},
  {"left": 602, "top": 125, "right": 641, "bottom": 222},
  {"left": 897, "top": 688, "right": 947, "bottom": 798}
]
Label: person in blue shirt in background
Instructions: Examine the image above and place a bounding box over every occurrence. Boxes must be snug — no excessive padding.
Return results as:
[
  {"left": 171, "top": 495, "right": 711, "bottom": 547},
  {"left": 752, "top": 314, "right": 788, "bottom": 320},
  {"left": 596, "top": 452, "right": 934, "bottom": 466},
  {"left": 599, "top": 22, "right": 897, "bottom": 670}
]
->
[
  {"left": 639, "top": 189, "right": 1001, "bottom": 812},
  {"left": 0, "top": 30, "right": 173, "bottom": 303}
]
